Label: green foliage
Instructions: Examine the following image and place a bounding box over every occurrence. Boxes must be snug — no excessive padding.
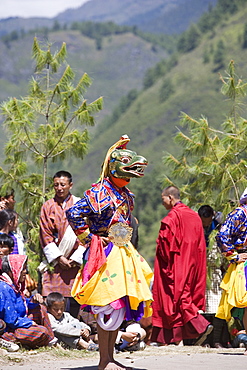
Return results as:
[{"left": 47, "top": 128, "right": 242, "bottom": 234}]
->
[
  {"left": 213, "top": 40, "right": 225, "bottom": 70},
  {"left": 202, "top": 47, "right": 211, "bottom": 64},
  {"left": 159, "top": 78, "right": 175, "bottom": 103},
  {"left": 0, "top": 37, "right": 103, "bottom": 267},
  {"left": 242, "top": 22, "right": 247, "bottom": 48},
  {"left": 177, "top": 24, "right": 201, "bottom": 53},
  {"left": 162, "top": 60, "right": 247, "bottom": 218}
]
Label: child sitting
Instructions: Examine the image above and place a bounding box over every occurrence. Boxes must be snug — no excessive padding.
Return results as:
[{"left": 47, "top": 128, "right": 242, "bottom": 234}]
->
[{"left": 46, "top": 292, "right": 98, "bottom": 351}]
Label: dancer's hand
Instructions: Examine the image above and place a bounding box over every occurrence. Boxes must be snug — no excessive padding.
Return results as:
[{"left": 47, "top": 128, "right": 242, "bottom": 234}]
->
[
  {"left": 238, "top": 253, "right": 247, "bottom": 262},
  {"left": 101, "top": 236, "right": 111, "bottom": 247}
]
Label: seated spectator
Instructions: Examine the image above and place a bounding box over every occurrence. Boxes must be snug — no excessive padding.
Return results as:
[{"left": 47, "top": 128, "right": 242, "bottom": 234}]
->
[
  {"left": 115, "top": 320, "right": 146, "bottom": 352},
  {"left": 46, "top": 292, "right": 98, "bottom": 351},
  {"left": 0, "top": 255, "right": 54, "bottom": 349}
]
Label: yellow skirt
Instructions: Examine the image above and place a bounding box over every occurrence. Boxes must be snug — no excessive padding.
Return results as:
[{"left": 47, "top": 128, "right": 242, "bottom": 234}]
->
[
  {"left": 216, "top": 261, "right": 247, "bottom": 321},
  {"left": 71, "top": 242, "right": 153, "bottom": 318}
]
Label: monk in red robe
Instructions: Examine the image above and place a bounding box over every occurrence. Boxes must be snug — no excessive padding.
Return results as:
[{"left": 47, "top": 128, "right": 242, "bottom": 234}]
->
[{"left": 151, "top": 186, "right": 213, "bottom": 345}]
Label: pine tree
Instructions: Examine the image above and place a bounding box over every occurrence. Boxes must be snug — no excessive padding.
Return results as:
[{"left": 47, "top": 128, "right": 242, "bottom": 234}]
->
[
  {"left": 0, "top": 37, "right": 103, "bottom": 274},
  {"left": 213, "top": 40, "right": 225, "bottom": 70}
]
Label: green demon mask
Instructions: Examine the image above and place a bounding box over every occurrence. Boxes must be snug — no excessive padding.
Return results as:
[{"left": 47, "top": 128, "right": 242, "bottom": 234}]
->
[{"left": 109, "top": 148, "right": 148, "bottom": 179}]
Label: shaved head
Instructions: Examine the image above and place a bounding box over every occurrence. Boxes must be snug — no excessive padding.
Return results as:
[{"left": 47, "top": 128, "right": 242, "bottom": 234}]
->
[{"left": 162, "top": 186, "right": 180, "bottom": 200}]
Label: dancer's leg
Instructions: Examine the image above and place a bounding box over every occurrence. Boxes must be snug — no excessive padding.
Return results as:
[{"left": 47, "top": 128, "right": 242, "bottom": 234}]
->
[{"left": 97, "top": 324, "right": 131, "bottom": 370}]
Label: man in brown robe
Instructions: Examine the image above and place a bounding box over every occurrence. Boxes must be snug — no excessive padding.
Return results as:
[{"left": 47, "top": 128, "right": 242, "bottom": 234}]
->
[{"left": 39, "top": 170, "right": 85, "bottom": 317}]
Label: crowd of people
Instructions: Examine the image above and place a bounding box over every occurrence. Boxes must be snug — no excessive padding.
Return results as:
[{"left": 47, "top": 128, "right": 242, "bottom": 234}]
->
[{"left": 0, "top": 135, "right": 247, "bottom": 370}]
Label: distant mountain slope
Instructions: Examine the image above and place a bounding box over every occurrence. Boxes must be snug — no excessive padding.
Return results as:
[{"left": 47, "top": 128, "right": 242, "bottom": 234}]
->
[
  {"left": 56, "top": 0, "right": 217, "bottom": 34},
  {"left": 0, "top": 0, "right": 217, "bottom": 37},
  {"left": 0, "top": 17, "right": 53, "bottom": 37},
  {"left": 125, "top": 0, "right": 218, "bottom": 34}
]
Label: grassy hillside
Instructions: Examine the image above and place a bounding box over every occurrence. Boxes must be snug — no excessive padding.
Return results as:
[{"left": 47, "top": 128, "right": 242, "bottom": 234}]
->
[{"left": 0, "top": 30, "right": 167, "bottom": 112}]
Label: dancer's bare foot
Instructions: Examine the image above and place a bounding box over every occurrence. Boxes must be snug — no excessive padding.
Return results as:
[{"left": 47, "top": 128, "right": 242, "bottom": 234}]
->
[
  {"left": 114, "top": 359, "right": 133, "bottom": 370},
  {"left": 98, "top": 361, "right": 127, "bottom": 370}
]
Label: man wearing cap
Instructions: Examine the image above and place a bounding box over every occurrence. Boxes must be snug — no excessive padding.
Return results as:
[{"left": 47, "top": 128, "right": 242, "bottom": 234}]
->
[{"left": 215, "top": 188, "right": 247, "bottom": 354}]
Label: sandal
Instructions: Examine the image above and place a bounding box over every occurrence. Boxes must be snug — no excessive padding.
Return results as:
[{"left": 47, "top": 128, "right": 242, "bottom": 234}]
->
[{"left": 87, "top": 342, "right": 99, "bottom": 351}]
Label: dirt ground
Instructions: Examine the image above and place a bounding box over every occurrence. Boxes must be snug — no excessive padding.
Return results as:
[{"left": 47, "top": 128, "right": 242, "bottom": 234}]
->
[{"left": 1, "top": 344, "right": 247, "bottom": 370}]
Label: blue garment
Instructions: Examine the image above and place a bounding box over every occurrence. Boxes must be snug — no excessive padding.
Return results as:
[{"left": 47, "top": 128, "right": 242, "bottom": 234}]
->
[
  {"left": 216, "top": 205, "right": 247, "bottom": 262},
  {"left": 232, "top": 333, "right": 247, "bottom": 347},
  {"left": 9, "top": 231, "right": 19, "bottom": 254},
  {"left": 204, "top": 219, "right": 219, "bottom": 247},
  {"left": 66, "top": 178, "right": 134, "bottom": 245},
  {"left": 0, "top": 280, "right": 34, "bottom": 329}
]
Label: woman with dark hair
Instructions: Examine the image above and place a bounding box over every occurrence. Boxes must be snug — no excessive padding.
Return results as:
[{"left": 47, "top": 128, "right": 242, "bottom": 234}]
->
[{"left": 0, "top": 255, "right": 55, "bottom": 349}]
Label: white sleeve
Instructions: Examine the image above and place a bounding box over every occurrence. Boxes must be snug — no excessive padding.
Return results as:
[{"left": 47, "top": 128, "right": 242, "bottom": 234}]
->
[
  {"left": 43, "top": 242, "right": 63, "bottom": 263},
  {"left": 70, "top": 244, "right": 86, "bottom": 265}
]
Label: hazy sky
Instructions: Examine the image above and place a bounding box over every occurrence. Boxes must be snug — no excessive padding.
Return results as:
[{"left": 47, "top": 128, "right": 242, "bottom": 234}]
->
[{"left": 0, "top": 0, "right": 90, "bottom": 19}]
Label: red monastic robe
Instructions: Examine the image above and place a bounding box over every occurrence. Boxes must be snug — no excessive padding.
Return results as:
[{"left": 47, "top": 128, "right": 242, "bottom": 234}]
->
[{"left": 151, "top": 202, "right": 209, "bottom": 344}]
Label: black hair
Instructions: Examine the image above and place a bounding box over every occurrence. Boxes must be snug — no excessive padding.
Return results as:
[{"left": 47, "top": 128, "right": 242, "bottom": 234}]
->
[
  {"left": 0, "top": 233, "right": 14, "bottom": 252},
  {"left": 198, "top": 205, "right": 214, "bottom": 218},
  {"left": 0, "top": 209, "right": 17, "bottom": 230},
  {"left": 162, "top": 185, "right": 180, "bottom": 199},
  {"left": 46, "top": 292, "right": 65, "bottom": 308},
  {"left": 1, "top": 256, "right": 11, "bottom": 273},
  {"left": 53, "top": 171, "right": 72, "bottom": 183},
  {"left": 1, "top": 188, "right": 15, "bottom": 200}
]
